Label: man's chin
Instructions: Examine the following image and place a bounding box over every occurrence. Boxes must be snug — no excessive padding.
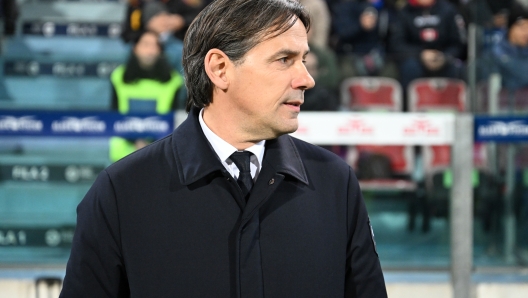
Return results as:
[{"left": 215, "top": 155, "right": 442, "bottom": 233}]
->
[{"left": 270, "top": 121, "right": 299, "bottom": 138}]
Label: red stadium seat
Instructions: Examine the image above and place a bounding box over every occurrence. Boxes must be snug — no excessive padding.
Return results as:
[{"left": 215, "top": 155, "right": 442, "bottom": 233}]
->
[
  {"left": 340, "top": 78, "right": 412, "bottom": 190},
  {"left": 348, "top": 145, "right": 416, "bottom": 191},
  {"left": 356, "top": 145, "right": 414, "bottom": 175},
  {"left": 340, "top": 77, "right": 402, "bottom": 111},
  {"left": 423, "top": 145, "right": 451, "bottom": 173},
  {"left": 423, "top": 144, "right": 488, "bottom": 171},
  {"left": 476, "top": 82, "right": 528, "bottom": 113},
  {"left": 408, "top": 78, "right": 466, "bottom": 112}
]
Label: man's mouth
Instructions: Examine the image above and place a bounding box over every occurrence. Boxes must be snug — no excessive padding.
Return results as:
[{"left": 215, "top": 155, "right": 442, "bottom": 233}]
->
[{"left": 283, "top": 100, "right": 303, "bottom": 107}]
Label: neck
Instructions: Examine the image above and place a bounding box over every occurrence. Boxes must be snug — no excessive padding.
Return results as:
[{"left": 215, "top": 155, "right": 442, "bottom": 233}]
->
[{"left": 202, "top": 99, "right": 261, "bottom": 151}]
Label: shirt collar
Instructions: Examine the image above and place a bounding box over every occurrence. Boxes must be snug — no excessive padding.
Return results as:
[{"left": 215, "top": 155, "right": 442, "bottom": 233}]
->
[
  {"left": 198, "top": 108, "right": 265, "bottom": 167},
  {"left": 171, "top": 107, "right": 307, "bottom": 186}
]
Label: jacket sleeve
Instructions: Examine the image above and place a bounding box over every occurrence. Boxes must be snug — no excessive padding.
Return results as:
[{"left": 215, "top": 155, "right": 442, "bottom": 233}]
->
[
  {"left": 443, "top": 9, "right": 466, "bottom": 59},
  {"left": 345, "top": 168, "right": 387, "bottom": 298},
  {"left": 60, "top": 170, "right": 129, "bottom": 298},
  {"left": 332, "top": 3, "right": 364, "bottom": 42}
]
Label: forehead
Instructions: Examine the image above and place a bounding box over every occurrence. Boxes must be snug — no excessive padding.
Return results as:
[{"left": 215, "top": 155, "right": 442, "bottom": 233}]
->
[
  {"left": 137, "top": 33, "right": 158, "bottom": 44},
  {"left": 515, "top": 19, "right": 528, "bottom": 28},
  {"left": 251, "top": 19, "right": 309, "bottom": 52}
]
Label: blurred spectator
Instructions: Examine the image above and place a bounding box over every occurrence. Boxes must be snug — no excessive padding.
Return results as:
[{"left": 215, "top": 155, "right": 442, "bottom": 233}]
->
[
  {"left": 462, "top": 0, "right": 511, "bottom": 52},
  {"left": 110, "top": 31, "right": 184, "bottom": 162},
  {"left": 390, "top": 0, "right": 466, "bottom": 95},
  {"left": 478, "top": 3, "right": 528, "bottom": 90},
  {"left": 309, "top": 44, "right": 341, "bottom": 92},
  {"left": 122, "top": 0, "right": 209, "bottom": 42},
  {"left": 0, "top": 0, "right": 18, "bottom": 100},
  {"left": 122, "top": 0, "right": 211, "bottom": 70},
  {"left": 1, "top": 0, "right": 18, "bottom": 35},
  {"left": 462, "top": 0, "right": 512, "bottom": 29},
  {"left": 332, "top": 0, "right": 398, "bottom": 79},
  {"left": 299, "top": 0, "right": 331, "bottom": 49},
  {"left": 302, "top": 52, "right": 340, "bottom": 111}
]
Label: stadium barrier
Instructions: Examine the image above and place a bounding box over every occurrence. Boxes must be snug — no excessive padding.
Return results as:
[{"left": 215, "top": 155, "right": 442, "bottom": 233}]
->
[{"left": 3, "top": 110, "right": 528, "bottom": 297}]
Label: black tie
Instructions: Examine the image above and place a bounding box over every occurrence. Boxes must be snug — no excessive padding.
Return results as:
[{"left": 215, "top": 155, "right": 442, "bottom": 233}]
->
[{"left": 230, "top": 151, "right": 254, "bottom": 198}]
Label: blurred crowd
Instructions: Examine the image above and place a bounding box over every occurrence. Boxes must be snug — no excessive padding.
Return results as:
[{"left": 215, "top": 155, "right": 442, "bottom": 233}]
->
[
  {"left": 112, "top": 0, "right": 528, "bottom": 254},
  {"left": 1, "top": 0, "right": 527, "bottom": 112},
  {"left": 111, "top": 0, "right": 528, "bottom": 112}
]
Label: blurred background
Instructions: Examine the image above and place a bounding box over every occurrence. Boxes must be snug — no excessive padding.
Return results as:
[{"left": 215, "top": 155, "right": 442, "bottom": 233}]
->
[{"left": 0, "top": 0, "right": 528, "bottom": 297}]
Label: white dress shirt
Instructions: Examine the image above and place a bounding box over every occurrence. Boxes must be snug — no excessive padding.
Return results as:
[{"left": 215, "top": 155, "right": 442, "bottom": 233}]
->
[{"left": 199, "top": 109, "right": 265, "bottom": 181}]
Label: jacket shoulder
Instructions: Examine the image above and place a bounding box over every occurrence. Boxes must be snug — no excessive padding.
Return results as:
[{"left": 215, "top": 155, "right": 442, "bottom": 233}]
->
[
  {"left": 106, "top": 133, "right": 174, "bottom": 178},
  {"left": 288, "top": 136, "right": 351, "bottom": 170}
]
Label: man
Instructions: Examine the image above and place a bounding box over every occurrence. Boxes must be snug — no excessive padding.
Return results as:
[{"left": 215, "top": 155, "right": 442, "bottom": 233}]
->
[
  {"left": 302, "top": 51, "right": 340, "bottom": 110},
  {"left": 332, "top": 0, "right": 396, "bottom": 78},
  {"left": 390, "top": 0, "right": 466, "bottom": 96},
  {"left": 479, "top": 3, "right": 528, "bottom": 90},
  {"left": 60, "top": 0, "right": 387, "bottom": 297},
  {"left": 121, "top": 0, "right": 210, "bottom": 43},
  {"left": 109, "top": 30, "right": 184, "bottom": 162},
  {"left": 121, "top": 0, "right": 211, "bottom": 71}
]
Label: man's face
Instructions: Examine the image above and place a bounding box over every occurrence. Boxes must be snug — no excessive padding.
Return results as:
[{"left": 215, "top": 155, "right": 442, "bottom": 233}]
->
[
  {"left": 510, "top": 19, "right": 528, "bottom": 47},
  {"left": 226, "top": 19, "right": 315, "bottom": 140},
  {"left": 134, "top": 32, "right": 161, "bottom": 68}
]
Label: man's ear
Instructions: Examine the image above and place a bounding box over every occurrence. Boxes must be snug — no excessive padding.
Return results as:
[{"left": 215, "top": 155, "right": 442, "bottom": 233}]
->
[{"left": 204, "top": 49, "right": 230, "bottom": 90}]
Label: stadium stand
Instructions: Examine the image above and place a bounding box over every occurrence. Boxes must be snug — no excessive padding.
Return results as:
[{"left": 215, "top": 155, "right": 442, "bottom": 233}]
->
[
  {"left": 340, "top": 76, "right": 402, "bottom": 111},
  {"left": 408, "top": 78, "right": 467, "bottom": 112},
  {"left": 0, "top": 0, "right": 125, "bottom": 264},
  {"left": 476, "top": 82, "right": 528, "bottom": 113},
  {"left": 407, "top": 78, "right": 503, "bottom": 234},
  {"left": 2, "top": 0, "right": 128, "bottom": 110},
  {"left": 1, "top": 0, "right": 528, "bottom": 296}
]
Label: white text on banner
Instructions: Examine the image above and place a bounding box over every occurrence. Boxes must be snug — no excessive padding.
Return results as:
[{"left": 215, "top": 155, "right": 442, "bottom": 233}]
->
[{"left": 290, "top": 112, "right": 455, "bottom": 145}]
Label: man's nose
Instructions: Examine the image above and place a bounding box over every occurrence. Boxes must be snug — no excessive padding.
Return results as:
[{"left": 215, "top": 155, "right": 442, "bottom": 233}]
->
[{"left": 292, "top": 62, "right": 315, "bottom": 90}]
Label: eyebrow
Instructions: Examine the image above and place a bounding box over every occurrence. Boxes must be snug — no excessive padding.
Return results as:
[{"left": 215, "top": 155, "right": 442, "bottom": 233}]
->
[{"left": 268, "top": 48, "right": 310, "bottom": 62}]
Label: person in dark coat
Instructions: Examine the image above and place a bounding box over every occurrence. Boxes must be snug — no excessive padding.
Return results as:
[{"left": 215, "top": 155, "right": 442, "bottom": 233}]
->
[
  {"left": 390, "top": 0, "right": 466, "bottom": 93},
  {"left": 302, "top": 51, "right": 340, "bottom": 111},
  {"left": 478, "top": 3, "right": 528, "bottom": 90},
  {"left": 121, "top": 0, "right": 211, "bottom": 43},
  {"left": 60, "top": 0, "right": 387, "bottom": 297}
]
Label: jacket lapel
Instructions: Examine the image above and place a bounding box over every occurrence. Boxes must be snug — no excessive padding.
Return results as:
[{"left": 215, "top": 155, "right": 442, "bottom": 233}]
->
[
  {"left": 241, "top": 135, "right": 309, "bottom": 222},
  {"left": 171, "top": 107, "right": 310, "bottom": 215},
  {"left": 171, "top": 107, "right": 226, "bottom": 185}
]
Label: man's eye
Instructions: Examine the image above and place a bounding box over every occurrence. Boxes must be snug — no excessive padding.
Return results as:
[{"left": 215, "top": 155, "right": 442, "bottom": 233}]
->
[{"left": 278, "top": 57, "right": 289, "bottom": 63}]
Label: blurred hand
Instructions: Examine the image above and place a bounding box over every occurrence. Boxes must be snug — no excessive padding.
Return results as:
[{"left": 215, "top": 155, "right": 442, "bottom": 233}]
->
[
  {"left": 166, "top": 14, "right": 185, "bottom": 32},
  {"left": 360, "top": 10, "right": 377, "bottom": 31},
  {"left": 420, "top": 49, "right": 446, "bottom": 71}
]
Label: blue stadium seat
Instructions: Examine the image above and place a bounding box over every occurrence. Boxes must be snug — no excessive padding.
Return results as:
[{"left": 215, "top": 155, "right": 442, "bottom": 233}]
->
[
  {"left": 4, "top": 77, "right": 113, "bottom": 110},
  {"left": 0, "top": 184, "right": 83, "bottom": 226},
  {"left": 5, "top": 36, "right": 129, "bottom": 61},
  {"left": 3, "top": 37, "right": 128, "bottom": 109}
]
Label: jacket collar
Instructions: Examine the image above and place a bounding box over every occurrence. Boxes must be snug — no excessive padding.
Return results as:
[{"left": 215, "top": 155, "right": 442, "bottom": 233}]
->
[{"left": 172, "top": 107, "right": 308, "bottom": 186}]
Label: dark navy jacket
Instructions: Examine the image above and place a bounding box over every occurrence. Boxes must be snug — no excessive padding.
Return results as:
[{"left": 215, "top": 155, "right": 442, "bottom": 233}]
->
[
  {"left": 60, "top": 107, "right": 387, "bottom": 298},
  {"left": 390, "top": 0, "right": 466, "bottom": 60}
]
